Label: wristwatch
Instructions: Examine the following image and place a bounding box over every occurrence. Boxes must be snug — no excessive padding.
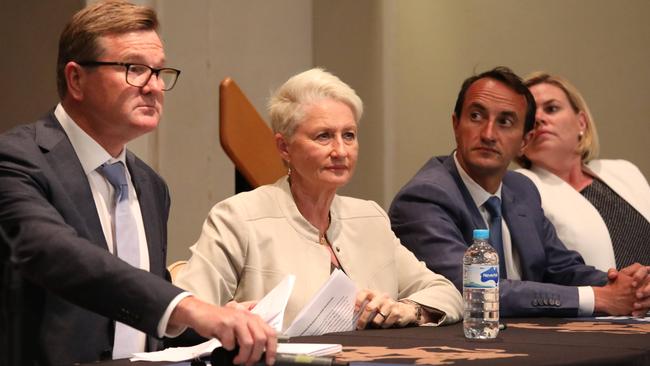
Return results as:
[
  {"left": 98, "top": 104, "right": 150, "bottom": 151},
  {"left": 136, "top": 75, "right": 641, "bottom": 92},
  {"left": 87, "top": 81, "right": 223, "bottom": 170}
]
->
[{"left": 399, "top": 299, "right": 422, "bottom": 325}]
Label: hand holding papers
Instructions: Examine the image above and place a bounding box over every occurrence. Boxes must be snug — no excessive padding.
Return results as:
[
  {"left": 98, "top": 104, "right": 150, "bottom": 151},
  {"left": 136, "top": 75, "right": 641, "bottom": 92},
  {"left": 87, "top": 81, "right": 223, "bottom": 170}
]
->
[{"left": 285, "top": 269, "right": 361, "bottom": 336}]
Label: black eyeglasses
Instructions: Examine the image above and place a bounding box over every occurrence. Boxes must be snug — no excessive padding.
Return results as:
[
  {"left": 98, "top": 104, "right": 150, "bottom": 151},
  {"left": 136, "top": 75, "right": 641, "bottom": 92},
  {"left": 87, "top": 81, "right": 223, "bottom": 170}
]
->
[{"left": 77, "top": 61, "right": 181, "bottom": 91}]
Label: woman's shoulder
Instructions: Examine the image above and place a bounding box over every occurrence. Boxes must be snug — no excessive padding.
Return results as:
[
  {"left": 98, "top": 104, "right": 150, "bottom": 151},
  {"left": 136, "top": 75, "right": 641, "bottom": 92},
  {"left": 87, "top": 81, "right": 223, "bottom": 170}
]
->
[
  {"left": 333, "top": 195, "right": 388, "bottom": 220},
  {"left": 588, "top": 159, "right": 642, "bottom": 175},
  {"left": 513, "top": 167, "right": 547, "bottom": 188},
  {"left": 588, "top": 159, "right": 649, "bottom": 191},
  {"left": 208, "top": 180, "right": 285, "bottom": 219}
]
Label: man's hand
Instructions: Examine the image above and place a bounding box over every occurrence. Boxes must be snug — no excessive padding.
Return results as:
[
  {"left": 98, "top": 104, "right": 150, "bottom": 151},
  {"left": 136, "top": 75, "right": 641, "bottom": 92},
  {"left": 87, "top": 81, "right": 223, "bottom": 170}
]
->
[
  {"left": 169, "top": 296, "right": 276, "bottom": 366},
  {"left": 607, "top": 263, "right": 650, "bottom": 316},
  {"left": 226, "top": 300, "right": 258, "bottom": 311},
  {"left": 355, "top": 289, "right": 420, "bottom": 329}
]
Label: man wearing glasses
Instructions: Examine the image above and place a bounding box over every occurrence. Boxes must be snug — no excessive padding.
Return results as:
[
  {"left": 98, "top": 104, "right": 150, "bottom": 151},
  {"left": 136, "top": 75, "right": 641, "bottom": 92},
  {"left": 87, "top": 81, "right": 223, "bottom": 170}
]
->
[{"left": 0, "top": 1, "right": 276, "bottom": 366}]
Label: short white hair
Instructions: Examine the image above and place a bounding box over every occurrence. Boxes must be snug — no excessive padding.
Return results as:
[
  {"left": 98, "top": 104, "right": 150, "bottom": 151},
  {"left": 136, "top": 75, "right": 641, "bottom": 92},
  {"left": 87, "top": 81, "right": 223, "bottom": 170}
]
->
[{"left": 268, "top": 68, "right": 363, "bottom": 138}]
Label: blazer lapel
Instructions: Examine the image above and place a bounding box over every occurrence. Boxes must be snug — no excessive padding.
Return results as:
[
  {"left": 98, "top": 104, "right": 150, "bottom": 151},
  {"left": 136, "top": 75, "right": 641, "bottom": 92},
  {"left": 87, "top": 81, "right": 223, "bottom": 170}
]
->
[
  {"left": 501, "top": 183, "right": 544, "bottom": 280},
  {"left": 36, "top": 114, "right": 108, "bottom": 250},
  {"left": 442, "top": 155, "right": 488, "bottom": 232}
]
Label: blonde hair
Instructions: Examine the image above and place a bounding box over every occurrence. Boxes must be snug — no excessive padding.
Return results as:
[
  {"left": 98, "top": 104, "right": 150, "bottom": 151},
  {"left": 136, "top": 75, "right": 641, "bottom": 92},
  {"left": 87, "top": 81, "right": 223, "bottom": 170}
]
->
[
  {"left": 268, "top": 68, "right": 363, "bottom": 138},
  {"left": 519, "top": 72, "right": 600, "bottom": 168},
  {"left": 57, "top": 0, "right": 159, "bottom": 98}
]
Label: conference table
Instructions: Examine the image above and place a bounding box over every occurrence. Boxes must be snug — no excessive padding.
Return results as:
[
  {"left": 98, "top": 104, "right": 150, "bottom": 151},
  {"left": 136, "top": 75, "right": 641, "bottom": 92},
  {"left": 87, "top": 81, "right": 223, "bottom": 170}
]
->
[{"left": 86, "top": 317, "right": 650, "bottom": 366}]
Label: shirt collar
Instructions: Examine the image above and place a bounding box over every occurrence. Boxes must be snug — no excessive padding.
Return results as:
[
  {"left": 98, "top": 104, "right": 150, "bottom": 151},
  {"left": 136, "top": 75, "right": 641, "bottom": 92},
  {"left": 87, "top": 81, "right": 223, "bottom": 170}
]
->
[
  {"left": 453, "top": 151, "right": 502, "bottom": 208},
  {"left": 55, "top": 103, "right": 126, "bottom": 174}
]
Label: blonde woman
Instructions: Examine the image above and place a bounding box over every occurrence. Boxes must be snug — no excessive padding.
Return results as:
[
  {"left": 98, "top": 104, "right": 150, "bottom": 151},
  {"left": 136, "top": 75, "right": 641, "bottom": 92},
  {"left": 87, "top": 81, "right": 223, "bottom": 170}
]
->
[{"left": 517, "top": 72, "right": 650, "bottom": 271}]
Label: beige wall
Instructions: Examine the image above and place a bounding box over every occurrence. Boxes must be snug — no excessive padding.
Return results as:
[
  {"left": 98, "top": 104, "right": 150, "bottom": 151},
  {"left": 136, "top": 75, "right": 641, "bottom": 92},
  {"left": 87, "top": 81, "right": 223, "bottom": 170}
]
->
[
  {"left": 313, "top": 0, "right": 387, "bottom": 204},
  {"left": 0, "top": 0, "right": 83, "bottom": 131}
]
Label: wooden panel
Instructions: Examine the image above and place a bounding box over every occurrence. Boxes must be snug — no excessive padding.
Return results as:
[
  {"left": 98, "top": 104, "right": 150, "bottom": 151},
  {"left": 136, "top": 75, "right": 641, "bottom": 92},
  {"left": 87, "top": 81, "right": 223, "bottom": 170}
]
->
[{"left": 219, "top": 78, "right": 286, "bottom": 188}]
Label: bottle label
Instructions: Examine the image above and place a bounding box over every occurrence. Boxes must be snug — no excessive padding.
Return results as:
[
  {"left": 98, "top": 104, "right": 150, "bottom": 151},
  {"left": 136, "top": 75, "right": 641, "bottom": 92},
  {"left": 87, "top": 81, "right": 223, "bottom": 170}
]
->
[{"left": 463, "top": 265, "right": 499, "bottom": 288}]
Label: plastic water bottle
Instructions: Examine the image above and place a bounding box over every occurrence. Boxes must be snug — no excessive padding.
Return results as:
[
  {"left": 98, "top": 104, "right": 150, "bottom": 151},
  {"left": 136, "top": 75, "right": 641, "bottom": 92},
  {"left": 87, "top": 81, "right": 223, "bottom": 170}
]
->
[{"left": 463, "top": 229, "right": 499, "bottom": 339}]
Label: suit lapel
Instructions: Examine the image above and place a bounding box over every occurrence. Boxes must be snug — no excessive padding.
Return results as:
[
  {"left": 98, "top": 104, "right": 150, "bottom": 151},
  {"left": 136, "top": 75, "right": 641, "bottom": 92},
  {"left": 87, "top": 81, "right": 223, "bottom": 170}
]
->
[
  {"left": 501, "top": 182, "right": 541, "bottom": 279},
  {"left": 36, "top": 114, "right": 108, "bottom": 250},
  {"left": 442, "top": 155, "right": 488, "bottom": 232}
]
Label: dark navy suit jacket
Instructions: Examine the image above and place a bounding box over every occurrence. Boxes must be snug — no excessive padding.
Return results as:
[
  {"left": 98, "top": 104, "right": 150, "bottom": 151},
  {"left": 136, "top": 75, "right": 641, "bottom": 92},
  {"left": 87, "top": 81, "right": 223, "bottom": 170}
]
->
[
  {"left": 0, "top": 112, "right": 183, "bottom": 366},
  {"left": 389, "top": 154, "right": 608, "bottom": 317}
]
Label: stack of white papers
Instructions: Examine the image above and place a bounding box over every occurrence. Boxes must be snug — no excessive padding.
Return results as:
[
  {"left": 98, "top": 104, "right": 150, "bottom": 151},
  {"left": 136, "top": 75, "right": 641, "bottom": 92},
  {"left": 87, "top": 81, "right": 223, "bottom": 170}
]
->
[
  {"left": 285, "top": 269, "right": 361, "bottom": 337},
  {"left": 130, "top": 340, "right": 342, "bottom": 362},
  {"left": 277, "top": 343, "right": 342, "bottom": 357},
  {"left": 132, "top": 272, "right": 352, "bottom": 362}
]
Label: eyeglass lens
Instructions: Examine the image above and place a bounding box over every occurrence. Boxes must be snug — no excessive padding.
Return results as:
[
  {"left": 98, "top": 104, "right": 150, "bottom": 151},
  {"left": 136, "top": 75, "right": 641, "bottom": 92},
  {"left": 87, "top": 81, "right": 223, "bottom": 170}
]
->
[{"left": 127, "top": 65, "right": 178, "bottom": 91}]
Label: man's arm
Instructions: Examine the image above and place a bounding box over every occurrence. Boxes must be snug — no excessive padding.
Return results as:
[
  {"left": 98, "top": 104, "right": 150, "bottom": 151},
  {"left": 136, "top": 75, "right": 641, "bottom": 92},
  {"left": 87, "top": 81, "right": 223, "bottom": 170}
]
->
[
  {"left": 0, "top": 161, "right": 182, "bottom": 334},
  {"left": 0, "top": 140, "right": 277, "bottom": 365},
  {"left": 389, "top": 178, "right": 585, "bottom": 317}
]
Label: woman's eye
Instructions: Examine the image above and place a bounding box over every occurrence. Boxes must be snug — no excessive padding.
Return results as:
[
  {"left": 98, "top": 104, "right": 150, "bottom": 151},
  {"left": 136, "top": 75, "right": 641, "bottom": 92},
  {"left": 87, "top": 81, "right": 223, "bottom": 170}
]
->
[
  {"left": 316, "top": 133, "right": 330, "bottom": 141},
  {"left": 545, "top": 105, "right": 559, "bottom": 114},
  {"left": 343, "top": 132, "right": 356, "bottom": 140}
]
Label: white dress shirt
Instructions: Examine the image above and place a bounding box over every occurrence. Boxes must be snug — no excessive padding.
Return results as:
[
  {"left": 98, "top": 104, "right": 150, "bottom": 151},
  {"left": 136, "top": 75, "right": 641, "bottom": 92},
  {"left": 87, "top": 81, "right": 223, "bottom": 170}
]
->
[{"left": 453, "top": 153, "right": 594, "bottom": 315}]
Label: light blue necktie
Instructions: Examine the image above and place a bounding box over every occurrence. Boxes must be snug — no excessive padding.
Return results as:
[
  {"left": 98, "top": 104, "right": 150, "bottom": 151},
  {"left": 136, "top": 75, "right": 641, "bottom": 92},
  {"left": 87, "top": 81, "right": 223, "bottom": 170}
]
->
[
  {"left": 98, "top": 162, "right": 141, "bottom": 359},
  {"left": 484, "top": 196, "right": 506, "bottom": 278}
]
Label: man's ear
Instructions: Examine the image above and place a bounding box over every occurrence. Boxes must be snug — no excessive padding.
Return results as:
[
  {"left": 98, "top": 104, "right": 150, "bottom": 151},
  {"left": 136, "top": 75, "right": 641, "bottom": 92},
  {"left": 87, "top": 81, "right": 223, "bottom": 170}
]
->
[
  {"left": 64, "top": 62, "right": 86, "bottom": 101},
  {"left": 452, "top": 113, "right": 461, "bottom": 140},
  {"left": 275, "top": 133, "right": 290, "bottom": 164},
  {"left": 520, "top": 129, "right": 534, "bottom": 156}
]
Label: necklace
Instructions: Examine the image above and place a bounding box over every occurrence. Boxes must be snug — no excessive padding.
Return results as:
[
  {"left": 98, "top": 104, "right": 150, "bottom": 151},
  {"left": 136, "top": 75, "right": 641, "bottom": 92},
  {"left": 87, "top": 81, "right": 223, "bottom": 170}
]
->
[{"left": 319, "top": 212, "right": 332, "bottom": 245}]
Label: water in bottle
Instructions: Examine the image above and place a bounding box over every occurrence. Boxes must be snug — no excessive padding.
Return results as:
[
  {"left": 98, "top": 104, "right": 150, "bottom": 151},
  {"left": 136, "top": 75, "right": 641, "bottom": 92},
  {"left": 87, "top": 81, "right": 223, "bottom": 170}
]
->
[{"left": 463, "top": 229, "right": 499, "bottom": 339}]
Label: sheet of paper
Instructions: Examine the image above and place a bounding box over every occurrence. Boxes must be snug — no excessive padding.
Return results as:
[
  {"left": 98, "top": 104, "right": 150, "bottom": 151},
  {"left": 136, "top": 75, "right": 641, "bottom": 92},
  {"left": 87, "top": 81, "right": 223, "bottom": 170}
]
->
[
  {"left": 130, "top": 339, "right": 341, "bottom": 362},
  {"left": 278, "top": 343, "right": 342, "bottom": 357},
  {"left": 284, "top": 269, "right": 360, "bottom": 337},
  {"left": 131, "top": 338, "right": 221, "bottom": 362},
  {"left": 251, "top": 274, "right": 295, "bottom": 331},
  {"left": 594, "top": 315, "right": 650, "bottom": 322}
]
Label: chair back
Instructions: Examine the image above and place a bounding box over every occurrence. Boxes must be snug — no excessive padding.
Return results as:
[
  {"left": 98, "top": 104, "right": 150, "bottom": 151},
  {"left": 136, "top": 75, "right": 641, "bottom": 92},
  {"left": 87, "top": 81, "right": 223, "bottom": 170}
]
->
[
  {"left": 219, "top": 78, "right": 285, "bottom": 189},
  {"left": 167, "top": 260, "right": 188, "bottom": 282}
]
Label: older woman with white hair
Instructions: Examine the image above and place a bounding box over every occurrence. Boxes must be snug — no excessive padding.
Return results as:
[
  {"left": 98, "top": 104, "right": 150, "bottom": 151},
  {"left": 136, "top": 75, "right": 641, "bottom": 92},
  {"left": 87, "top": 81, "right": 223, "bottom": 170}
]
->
[{"left": 175, "top": 68, "right": 462, "bottom": 331}]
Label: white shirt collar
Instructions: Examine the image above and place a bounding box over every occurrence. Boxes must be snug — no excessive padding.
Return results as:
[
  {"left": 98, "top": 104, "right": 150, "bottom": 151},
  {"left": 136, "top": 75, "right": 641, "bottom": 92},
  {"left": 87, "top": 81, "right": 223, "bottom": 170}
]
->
[
  {"left": 55, "top": 103, "right": 126, "bottom": 174},
  {"left": 453, "top": 151, "right": 502, "bottom": 208}
]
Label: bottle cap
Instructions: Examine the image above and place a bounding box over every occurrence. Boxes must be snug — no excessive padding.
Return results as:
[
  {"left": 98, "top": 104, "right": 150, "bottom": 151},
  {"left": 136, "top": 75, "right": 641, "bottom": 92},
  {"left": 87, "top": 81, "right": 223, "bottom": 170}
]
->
[{"left": 473, "top": 229, "right": 489, "bottom": 240}]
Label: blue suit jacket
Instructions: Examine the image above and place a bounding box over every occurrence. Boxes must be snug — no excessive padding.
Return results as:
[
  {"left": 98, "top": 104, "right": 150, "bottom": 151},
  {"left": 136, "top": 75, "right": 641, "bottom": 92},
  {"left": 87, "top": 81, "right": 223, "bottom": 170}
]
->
[
  {"left": 388, "top": 155, "right": 608, "bottom": 317},
  {"left": 0, "top": 112, "right": 183, "bottom": 366}
]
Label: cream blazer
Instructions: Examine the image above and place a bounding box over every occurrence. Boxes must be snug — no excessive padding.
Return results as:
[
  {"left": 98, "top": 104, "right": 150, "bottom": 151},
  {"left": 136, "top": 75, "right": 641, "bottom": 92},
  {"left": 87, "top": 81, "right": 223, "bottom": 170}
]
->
[
  {"left": 175, "top": 177, "right": 462, "bottom": 329},
  {"left": 517, "top": 160, "right": 650, "bottom": 271}
]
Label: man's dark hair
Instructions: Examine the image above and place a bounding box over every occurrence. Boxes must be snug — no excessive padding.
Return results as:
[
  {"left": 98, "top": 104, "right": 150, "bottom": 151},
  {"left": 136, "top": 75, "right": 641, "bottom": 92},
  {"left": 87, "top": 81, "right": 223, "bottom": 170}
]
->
[{"left": 453, "top": 66, "right": 536, "bottom": 135}]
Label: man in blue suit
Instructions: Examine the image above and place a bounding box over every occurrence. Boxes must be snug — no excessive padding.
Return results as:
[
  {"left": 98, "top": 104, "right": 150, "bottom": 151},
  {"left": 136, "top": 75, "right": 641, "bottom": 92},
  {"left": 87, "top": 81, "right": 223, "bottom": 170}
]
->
[
  {"left": 0, "top": 2, "right": 276, "bottom": 365},
  {"left": 389, "top": 67, "right": 650, "bottom": 318}
]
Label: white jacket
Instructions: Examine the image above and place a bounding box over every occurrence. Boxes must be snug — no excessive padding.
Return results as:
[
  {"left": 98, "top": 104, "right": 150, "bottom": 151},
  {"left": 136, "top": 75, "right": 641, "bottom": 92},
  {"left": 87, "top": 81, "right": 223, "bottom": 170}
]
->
[{"left": 517, "top": 160, "right": 650, "bottom": 271}]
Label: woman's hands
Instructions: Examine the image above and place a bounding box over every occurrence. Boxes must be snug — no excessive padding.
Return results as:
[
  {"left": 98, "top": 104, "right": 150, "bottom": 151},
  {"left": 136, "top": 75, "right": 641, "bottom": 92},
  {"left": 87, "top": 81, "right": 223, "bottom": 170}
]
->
[{"left": 354, "top": 289, "right": 421, "bottom": 329}]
